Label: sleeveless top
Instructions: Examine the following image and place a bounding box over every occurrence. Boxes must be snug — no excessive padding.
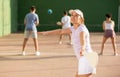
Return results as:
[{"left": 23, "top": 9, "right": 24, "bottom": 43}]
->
[{"left": 104, "top": 22, "right": 114, "bottom": 30}]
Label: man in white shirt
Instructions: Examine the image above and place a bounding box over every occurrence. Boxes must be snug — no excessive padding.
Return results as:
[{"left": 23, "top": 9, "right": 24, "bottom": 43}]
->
[{"left": 59, "top": 11, "right": 72, "bottom": 44}]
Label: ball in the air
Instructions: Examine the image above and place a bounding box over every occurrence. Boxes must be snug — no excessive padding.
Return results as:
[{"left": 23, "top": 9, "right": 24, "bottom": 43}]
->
[{"left": 47, "top": 9, "right": 53, "bottom": 14}]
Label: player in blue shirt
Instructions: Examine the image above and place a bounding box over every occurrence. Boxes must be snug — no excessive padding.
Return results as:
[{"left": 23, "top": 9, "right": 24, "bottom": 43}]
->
[{"left": 22, "top": 6, "right": 40, "bottom": 56}]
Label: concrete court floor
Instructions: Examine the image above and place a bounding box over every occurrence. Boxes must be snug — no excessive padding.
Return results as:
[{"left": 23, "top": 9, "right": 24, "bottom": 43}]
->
[{"left": 0, "top": 33, "right": 120, "bottom": 77}]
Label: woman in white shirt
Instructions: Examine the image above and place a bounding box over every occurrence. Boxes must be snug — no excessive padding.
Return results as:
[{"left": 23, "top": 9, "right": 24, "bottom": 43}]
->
[
  {"left": 40, "top": 9, "right": 97, "bottom": 77},
  {"left": 99, "top": 13, "right": 118, "bottom": 56}
]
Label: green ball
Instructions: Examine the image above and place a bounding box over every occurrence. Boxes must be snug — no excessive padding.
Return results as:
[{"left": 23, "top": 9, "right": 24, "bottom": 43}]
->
[{"left": 47, "top": 9, "right": 53, "bottom": 14}]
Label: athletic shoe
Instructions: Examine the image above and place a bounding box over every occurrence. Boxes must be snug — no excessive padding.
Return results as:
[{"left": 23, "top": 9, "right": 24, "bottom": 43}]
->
[
  {"left": 22, "top": 51, "right": 26, "bottom": 56},
  {"left": 59, "top": 41, "right": 62, "bottom": 44},
  {"left": 70, "top": 42, "right": 73, "bottom": 45},
  {"left": 36, "top": 51, "right": 40, "bottom": 56},
  {"left": 114, "top": 53, "right": 118, "bottom": 56}
]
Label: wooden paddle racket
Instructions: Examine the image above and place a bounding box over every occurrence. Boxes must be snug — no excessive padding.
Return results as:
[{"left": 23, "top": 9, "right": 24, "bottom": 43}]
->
[{"left": 84, "top": 51, "right": 99, "bottom": 68}]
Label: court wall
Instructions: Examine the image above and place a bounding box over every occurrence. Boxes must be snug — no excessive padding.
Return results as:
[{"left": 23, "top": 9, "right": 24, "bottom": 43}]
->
[
  {"left": 0, "top": 0, "right": 17, "bottom": 37},
  {"left": 0, "top": 0, "right": 119, "bottom": 37},
  {"left": 18, "top": 0, "right": 119, "bottom": 32}
]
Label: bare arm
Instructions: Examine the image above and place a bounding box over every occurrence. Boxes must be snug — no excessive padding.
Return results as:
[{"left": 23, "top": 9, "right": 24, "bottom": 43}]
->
[
  {"left": 102, "top": 21, "right": 105, "bottom": 31},
  {"left": 35, "top": 15, "right": 39, "bottom": 26},
  {"left": 35, "top": 21, "right": 39, "bottom": 26},
  {"left": 24, "top": 18, "right": 27, "bottom": 25},
  {"left": 61, "top": 28, "right": 71, "bottom": 34},
  {"left": 39, "top": 29, "right": 61, "bottom": 35},
  {"left": 80, "top": 31, "right": 86, "bottom": 56},
  {"left": 38, "top": 28, "right": 71, "bottom": 35},
  {"left": 112, "top": 21, "right": 115, "bottom": 30}
]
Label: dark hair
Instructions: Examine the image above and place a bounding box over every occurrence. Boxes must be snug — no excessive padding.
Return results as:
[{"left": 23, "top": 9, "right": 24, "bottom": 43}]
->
[
  {"left": 105, "top": 13, "right": 112, "bottom": 18},
  {"left": 63, "top": 11, "right": 68, "bottom": 15},
  {"left": 30, "top": 6, "right": 36, "bottom": 11}
]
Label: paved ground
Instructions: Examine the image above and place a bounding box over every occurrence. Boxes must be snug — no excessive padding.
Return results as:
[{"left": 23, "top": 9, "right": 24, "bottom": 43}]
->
[{"left": 0, "top": 33, "right": 120, "bottom": 77}]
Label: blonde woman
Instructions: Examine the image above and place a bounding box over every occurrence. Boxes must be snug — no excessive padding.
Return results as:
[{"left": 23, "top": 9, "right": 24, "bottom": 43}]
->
[{"left": 40, "top": 9, "right": 97, "bottom": 77}]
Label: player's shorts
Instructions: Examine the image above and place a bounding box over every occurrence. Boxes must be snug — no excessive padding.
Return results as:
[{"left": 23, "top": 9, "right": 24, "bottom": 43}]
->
[
  {"left": 104, "top": 30, "right": 116, "bottom": 38},
  {"left": 62, "top": 26, "right": 71, "bottom": 29},
  {"left": 78, "top": 56, "right": 96, "bottom": 75},
  {"left": 24, "top": 30, "right": 37, "bottom": 38}
]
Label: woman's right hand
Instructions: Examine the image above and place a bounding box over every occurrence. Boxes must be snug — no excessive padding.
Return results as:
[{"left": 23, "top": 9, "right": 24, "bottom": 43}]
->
[{"left": 80, "top": 51, "right": 84, "bottom": 56}]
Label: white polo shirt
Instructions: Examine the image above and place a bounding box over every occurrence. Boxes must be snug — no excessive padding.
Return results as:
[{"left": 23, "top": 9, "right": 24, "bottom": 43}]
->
[{"left": 61, "top": 15, "right": 71, "bottom": 29}]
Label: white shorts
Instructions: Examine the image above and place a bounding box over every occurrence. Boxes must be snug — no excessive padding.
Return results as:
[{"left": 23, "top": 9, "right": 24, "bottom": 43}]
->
[
  {"left": 24, "top": 30, "right": 37, "bottom": 38},
  {"left": 78, "top": 56, "right": 96, "bottom": 75}
]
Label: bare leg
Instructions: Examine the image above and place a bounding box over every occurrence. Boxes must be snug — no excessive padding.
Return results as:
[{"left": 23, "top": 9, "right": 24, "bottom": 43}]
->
[
  {"left": 22, "top": 38, "right": 28, "bottom": 51},
  {"left": 59, "top": 34, "right": 63, "bottom": 44},
  {"left": 100, "top": 37, "right": 108, "bottom": 55},
  {"left": 110, "top": 37, "right": 118, "bottom": 55},
  {"left": 33, "top": 38, "right": 40, "bottom": 56},
  {"left": 33, "top": 38, "right": 39, "bottom": 51},
  {"left": 68, "top": 33, "right": 72, "bottom": 44}
]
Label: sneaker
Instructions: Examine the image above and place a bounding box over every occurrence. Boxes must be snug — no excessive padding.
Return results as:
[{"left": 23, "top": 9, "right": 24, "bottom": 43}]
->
[
  {"left": 70, "top": 42, "right": 73, "bottom": 45},
  {"left": 36, "top": 51, "right": 40, "bottom": 56},
  {"left": 114, "top": 53, "right": 118, "bottom": 56},
  {"left": 59, "top": 41, "right": 62, "bottom": 44},
  {"left": 22, "top": 51, "right": 26, "bottom": 56}
]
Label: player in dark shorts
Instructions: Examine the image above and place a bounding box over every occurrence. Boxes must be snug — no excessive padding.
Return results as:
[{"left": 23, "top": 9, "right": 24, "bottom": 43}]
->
[{"left": 100, "top": 13, "right": 118, "bottom": 56}]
